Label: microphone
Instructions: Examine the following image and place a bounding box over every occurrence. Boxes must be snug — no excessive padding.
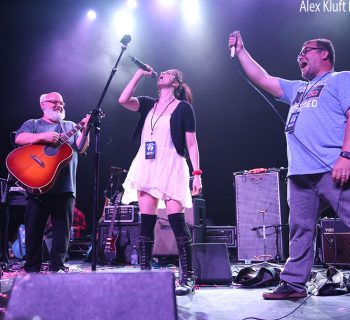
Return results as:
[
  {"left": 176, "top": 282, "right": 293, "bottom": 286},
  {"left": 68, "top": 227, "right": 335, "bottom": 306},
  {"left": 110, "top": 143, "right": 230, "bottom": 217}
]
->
[
  {"left": 229, "top": 32, "right": 237, "bottom": 59},
  {"left": 129, "top": 56, "right": 158, "bottom": 78},
  {"left": 230, "top": 45, "right": 236, "bottom": 59},
  {"left": 120, "top": 34, "right": 131, "bottom": 46}
]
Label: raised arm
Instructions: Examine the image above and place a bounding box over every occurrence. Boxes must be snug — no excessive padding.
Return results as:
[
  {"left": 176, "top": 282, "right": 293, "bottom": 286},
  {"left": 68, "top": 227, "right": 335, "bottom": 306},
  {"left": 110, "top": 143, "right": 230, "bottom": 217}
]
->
[
  {"left": 118, "top": 67, "right": 155, "bottom": 111},
  {"left": 229, "top": 31, "right": 284, "bottom": 98}
]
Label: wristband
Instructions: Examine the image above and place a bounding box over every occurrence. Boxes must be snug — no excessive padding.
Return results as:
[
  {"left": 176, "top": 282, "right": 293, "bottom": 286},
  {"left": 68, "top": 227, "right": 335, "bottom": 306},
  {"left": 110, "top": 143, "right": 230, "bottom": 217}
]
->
[
  {"left": 340, "top": 151, "right": 350, "bottom": 159},
  {"left": 192, "top": 170, "right": 203, "bottom": 176}
]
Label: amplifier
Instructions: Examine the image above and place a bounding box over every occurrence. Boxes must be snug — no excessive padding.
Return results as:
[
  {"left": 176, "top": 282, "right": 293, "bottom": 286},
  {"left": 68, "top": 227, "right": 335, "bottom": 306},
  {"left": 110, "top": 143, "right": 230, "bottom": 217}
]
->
[
  {"left": 98, "top": 222, "right": 140, "bottom": 264},
  {"left": 68, "top": 239, "right": 91, "bottom": 258},
  {"left": 103, "top": 205, "right": 139, "bottom": 223},
  {"left": 234, "top": 169, "right": 289, "bottom": 262},
  {"left": 153, "top": 198, "right": 206, "bottom": 256},
  {"left": 320, "top": 218, "right": 350, "bottom": 266},
  {"left": 205, "top": 226, "right": 237, "bottom": 248}
]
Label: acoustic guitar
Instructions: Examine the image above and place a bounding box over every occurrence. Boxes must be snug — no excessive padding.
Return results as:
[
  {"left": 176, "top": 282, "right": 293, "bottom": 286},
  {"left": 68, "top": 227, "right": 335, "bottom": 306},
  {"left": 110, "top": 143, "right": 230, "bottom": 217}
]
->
[{"left": 6, "top": 120, "right": 86, "bottom": 194}]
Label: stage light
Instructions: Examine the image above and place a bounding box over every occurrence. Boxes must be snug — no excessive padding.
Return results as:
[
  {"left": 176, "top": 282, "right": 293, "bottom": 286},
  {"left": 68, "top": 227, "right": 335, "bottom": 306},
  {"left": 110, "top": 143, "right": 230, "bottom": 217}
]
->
[
  {"left": 113, "top": 10, "right": 134, "bottom": 38},
  {"left": 182, "top": 0, "right": 200, "bottom": 24},
  {"left": 126, "top": 0, "right": 138, "bottom": 10},
  {"left": 158, "top": 0, "right": 176, "bottom": 8},
  {"left": 87, "top": 10, "right": 97, "bottom": 20}
]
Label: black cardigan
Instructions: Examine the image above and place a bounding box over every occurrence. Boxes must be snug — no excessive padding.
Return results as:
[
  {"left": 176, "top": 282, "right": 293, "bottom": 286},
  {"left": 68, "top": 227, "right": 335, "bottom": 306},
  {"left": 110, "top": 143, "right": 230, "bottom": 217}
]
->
[{"left": 131, "top": 96, "right": 196, "bottom": 157}]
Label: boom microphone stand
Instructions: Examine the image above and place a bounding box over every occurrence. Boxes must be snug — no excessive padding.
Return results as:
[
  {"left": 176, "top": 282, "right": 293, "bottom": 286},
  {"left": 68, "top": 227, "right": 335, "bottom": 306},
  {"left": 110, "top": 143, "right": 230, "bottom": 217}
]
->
[{"left": 84, "top": 34, "right": 131, "bottom": 271}]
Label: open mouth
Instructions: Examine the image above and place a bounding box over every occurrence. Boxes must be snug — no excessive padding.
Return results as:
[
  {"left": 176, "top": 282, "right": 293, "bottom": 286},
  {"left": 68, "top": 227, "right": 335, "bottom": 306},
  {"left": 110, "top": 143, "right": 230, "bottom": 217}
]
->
[{"left": 299, "top": 61, "right": 307, "bottom": 70}]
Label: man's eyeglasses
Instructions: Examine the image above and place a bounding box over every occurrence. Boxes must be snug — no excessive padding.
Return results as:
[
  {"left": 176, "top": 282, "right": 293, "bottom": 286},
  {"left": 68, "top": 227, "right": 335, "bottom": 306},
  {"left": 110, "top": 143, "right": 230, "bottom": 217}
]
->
[
  {"left": 44, "top": 100, "right": 66, "bottom": 107},
  {"left": 298, "top": 47, "right": 324, "bottom": 57}
]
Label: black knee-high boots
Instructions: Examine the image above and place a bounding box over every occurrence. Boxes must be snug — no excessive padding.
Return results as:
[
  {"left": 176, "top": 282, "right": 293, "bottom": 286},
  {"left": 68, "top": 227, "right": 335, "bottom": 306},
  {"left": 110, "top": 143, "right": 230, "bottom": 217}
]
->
[
  {"left": 139, "top": 214, "right": 157, "bottom": 270},
  {"left": 168, "top": 213, "right": 195, "bottom": 296}
]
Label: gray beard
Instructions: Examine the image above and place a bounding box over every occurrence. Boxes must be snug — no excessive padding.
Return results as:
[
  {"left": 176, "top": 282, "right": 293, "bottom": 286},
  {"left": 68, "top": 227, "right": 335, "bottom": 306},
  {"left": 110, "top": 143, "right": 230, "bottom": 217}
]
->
[{"left": 44, "top": 109, "right": 65, "bottom": 122}]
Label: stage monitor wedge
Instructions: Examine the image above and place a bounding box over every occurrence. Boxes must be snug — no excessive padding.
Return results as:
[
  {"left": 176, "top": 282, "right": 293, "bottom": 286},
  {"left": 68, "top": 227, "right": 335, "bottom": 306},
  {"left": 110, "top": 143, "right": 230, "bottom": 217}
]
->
[{"left": 5, "top": 272, "right": 177, "bottom": 320}]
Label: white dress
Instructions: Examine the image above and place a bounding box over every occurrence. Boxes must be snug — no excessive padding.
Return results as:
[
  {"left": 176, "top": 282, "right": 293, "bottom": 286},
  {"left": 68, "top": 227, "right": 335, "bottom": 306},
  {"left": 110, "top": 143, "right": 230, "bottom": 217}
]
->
[{"left": 122, "top": 110, "right": 192, "bottom": 209}]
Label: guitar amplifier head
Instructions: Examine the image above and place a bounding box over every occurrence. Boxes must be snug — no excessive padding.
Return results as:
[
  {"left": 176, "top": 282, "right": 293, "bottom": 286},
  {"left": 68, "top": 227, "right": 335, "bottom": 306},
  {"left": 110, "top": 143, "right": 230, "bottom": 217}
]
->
[
  {"left": 320, "top": 218, "right": 350, "bottom": 266},
  {"left": 205, "top": 226, "right": 237, "bottom": 248},
  {"left": 103, "top": 205, "right": 139, "bottom": 223}
]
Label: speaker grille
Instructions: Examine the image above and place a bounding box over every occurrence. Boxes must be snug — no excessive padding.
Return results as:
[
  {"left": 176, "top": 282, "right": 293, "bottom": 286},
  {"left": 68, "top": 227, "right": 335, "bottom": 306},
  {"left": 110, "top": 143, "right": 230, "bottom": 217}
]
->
[
  {"left": 320, "top": 218, "right": 350, "bottom": 266},
  {"left": 234, "top": 171, "right": 288, "bottom": 261}
]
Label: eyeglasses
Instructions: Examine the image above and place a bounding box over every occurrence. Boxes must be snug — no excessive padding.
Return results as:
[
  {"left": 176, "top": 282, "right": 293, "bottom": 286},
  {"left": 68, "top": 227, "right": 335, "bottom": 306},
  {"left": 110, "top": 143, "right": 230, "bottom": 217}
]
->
[
  {"left": 44, "top": 100, "right": 66, "bottom": 107},
  {"left": 298, "top": 47, "right": 324, "bottom": 57}
]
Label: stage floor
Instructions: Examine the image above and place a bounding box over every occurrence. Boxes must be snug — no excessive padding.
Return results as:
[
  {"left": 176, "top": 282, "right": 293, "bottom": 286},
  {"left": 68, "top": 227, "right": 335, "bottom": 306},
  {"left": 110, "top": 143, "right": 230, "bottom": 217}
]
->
[{"left": 1, "top": 260, "right": 349, "bottom": 320}]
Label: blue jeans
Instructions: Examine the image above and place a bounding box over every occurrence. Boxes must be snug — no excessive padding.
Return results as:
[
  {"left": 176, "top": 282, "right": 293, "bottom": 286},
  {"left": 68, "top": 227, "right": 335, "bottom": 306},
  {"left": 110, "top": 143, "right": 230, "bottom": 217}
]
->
[{"left": 281, "top": 172, "right": 350, "bottom": 292}]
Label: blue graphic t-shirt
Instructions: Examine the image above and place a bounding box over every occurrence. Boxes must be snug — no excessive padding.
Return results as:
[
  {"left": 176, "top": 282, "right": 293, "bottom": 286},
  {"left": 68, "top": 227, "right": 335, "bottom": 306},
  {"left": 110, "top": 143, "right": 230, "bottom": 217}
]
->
[{"left": 278, "top": 71, "right": 350, "bottom": 175}]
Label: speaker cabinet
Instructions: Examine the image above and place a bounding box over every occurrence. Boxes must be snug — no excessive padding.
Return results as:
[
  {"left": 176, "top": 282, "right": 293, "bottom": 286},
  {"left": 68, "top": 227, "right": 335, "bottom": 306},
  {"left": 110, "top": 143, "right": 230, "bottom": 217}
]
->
[
  {"left": 153, "top": 198, "right": 206, "bottom": 256},
  {"left": 5, "top": 272, "right": 177, "bottom": 320},
  {"left": 234, "top": 170, "right": 289, "bottom": 262},
  {"left": 98, "top": 223, "right": 140, "bottom": 264},
  {"left": 320, "top": 218, "right": 350, "bottom": 266}
]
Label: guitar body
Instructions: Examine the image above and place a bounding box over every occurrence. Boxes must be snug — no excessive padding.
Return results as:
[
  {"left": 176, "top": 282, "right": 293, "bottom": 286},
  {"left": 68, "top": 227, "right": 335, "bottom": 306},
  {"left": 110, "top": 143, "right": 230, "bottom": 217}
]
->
[
  {"left": 6, "top": 143, "right": 73, "bottom": 194},
  {"left": 104, "top": 235, "right": 117, "bottom": 262},
  {"left": 103, "top": 195, "right": 122, "bottom": 263}
]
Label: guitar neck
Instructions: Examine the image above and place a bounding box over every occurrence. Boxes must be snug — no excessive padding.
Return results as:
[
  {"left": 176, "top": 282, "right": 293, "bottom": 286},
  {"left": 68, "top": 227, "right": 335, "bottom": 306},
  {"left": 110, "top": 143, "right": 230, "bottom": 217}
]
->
[
  {"left": 107, "top": 207, "right": 118, "bottom": 237},
  {"left": 106, "top": 192, "right": 123, "bottom": 236},
  {"left": 57, "top": 120, "right": 86, "bottom": 147}
]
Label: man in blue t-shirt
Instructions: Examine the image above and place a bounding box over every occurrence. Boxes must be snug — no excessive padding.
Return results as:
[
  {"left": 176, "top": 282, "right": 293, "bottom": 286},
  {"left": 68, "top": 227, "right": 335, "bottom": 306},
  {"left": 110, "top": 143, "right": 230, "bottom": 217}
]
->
[
  {"left": 15, "top": 92, "right": 90, "bottom": 272},
  {"left": 228, "top": 32, "right": 350, "bottom": 299}
]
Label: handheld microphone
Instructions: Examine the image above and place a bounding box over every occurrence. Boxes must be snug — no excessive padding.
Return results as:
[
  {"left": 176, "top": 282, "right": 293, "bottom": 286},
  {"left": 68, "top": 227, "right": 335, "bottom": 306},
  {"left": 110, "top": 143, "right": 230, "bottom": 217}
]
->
[
  {"left": 230, "top": 45, "right": 236, "bottom": 59},
  {"left": 129, "top": 56, "right": 158, "bottom": 78},
  {"left": 229, "top": 32, "right": 237, "bottom": 59}
]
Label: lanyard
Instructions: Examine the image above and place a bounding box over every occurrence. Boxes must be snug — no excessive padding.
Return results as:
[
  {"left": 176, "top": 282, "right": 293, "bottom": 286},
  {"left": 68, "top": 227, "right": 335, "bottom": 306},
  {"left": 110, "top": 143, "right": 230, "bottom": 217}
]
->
[{"left": 150, "top": 98, "right": 175, "bottom": 136}]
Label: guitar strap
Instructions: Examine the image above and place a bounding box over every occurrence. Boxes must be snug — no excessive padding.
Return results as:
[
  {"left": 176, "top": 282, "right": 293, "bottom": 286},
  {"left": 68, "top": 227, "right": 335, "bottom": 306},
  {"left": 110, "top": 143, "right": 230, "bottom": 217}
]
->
[
  {"left": 32, "top": 119, "right": 39, "bottom": 133},
  {"left": 56, "top": 121, "right": 63, "bottom": 134}
]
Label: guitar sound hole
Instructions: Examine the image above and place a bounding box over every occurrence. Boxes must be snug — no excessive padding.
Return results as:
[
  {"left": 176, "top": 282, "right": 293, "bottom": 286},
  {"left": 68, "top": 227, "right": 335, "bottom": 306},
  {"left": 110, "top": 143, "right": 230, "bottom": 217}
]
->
[{"left": 44, "top": 146, "right": 59, "bottom": 156}]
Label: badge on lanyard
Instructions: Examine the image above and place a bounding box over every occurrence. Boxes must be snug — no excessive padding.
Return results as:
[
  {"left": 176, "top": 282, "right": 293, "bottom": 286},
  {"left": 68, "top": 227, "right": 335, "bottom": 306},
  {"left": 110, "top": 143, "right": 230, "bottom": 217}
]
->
[
  {"left": 285, "top": 111, "right": 300, "bottom": 133},
  {"left": 145, "top": 141, "right": 157, "bottom": 159}
]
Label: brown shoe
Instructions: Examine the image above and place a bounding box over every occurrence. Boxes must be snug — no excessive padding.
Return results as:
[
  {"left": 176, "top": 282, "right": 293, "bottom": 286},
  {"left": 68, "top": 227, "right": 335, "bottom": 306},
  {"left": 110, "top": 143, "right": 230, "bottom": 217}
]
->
[{"left": 263, "top": 281, "right": 307, "bottom": 300}]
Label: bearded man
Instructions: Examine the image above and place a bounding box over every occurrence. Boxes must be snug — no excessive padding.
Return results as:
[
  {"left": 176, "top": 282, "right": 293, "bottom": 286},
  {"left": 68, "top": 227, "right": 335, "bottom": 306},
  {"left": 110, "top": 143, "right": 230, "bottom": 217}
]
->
[{"left": 15, "top": 92, "right": 90, "bottom": 272}]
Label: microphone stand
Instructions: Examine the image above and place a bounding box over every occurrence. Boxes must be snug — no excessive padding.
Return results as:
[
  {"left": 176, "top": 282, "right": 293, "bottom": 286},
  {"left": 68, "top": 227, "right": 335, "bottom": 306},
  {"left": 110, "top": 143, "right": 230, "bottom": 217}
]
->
[{"left": 85, "top": 35, "right": 131, "bottom": 271}]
